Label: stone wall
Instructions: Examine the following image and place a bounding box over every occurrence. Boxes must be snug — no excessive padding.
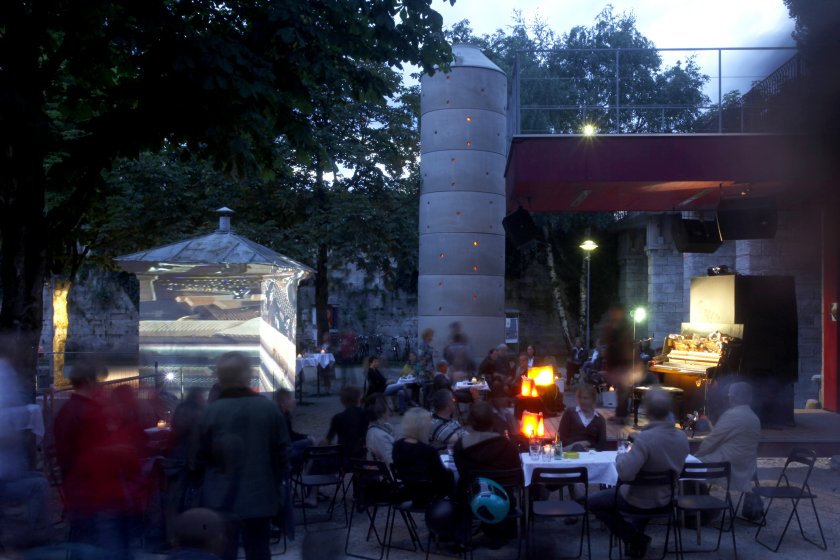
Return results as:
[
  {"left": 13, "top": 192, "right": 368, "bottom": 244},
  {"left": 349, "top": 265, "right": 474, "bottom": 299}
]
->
[
  {"left": 40, "top": 268, "right": 140, "bottom": 360},
  {"left": 645, "top": 215, "right": 685, "bottom": 343}
]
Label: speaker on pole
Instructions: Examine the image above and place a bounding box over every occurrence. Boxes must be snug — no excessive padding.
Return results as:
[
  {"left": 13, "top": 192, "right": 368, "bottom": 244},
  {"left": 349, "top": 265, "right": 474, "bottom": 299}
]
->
[
  {"left": 716, "top": 197, "right": 777, "bottom": 240},
  {"left": 502, "top": 207, "right": 542, "bottom": 248},
  {"left": 672, "top": 218, "right": 723, "bottom": 253}
]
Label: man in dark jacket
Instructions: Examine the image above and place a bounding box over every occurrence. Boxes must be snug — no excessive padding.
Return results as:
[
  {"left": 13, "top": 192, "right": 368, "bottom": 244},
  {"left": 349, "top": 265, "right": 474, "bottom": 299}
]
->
[{"left": 195, "top": 352, "right": 290, "bottom": 560}]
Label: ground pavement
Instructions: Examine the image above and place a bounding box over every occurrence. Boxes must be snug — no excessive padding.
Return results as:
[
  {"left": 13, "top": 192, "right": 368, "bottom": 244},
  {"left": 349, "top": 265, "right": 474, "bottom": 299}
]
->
[{"left": 5, "top": 367, "right": 839, "bottom": 559}]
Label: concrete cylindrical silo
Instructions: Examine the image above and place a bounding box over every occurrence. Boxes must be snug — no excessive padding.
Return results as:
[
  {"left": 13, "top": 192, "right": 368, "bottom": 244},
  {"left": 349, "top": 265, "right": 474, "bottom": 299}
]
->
[{"left": 418, "top": 44, "right": 507, "bottom": 363}]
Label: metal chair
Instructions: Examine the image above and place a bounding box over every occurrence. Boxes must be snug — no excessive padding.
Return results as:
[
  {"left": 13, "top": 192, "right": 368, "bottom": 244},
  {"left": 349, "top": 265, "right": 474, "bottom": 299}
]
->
[
  {"left": 528, "top": 466, "right": 591, "bottom": 559},
  {"left": 675, "top": 461, "right": 737, "bottom": 559},
  {"left": 344, "top": 459, "right": 414, "bottom": 560},
  {"left": 291, "top": 444, "right": 347, "bottom": 530},
  {"left": 469, "top": 468, "right": 526, "bottom": 560},
  {"left": 608, "top": 470, "right": 677, "bottom": 560},
  {"left": 753, "top": 448, "right": 827, "bottom": 552}
]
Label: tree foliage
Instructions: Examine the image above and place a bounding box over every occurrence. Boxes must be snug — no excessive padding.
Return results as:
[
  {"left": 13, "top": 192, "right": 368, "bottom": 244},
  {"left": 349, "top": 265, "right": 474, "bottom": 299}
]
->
[
  {"left": 0, "top": 0, "right": 454, "bottom": 395},
  {"left": 448, "top": 7, "right": 710, "bottom": 135}
]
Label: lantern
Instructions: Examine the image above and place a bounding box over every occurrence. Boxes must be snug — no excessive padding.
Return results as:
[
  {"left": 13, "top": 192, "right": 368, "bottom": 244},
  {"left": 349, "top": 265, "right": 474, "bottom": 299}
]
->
[
  {"left": 520, "top": 377, "right": 533, "bottom": 397},
  {"left": 527, "top": 365, "right": 555, "bottom": 387},
  {"left": 530, "top": 385, "right": 539, "bottom": 397},
  {"left": 520, "top": 411, "right": 545, "bottom": 438}
]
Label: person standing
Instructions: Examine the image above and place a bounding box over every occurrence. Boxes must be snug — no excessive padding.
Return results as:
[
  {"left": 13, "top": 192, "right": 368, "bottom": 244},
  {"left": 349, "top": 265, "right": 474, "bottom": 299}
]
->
[
  {"left": 602, "top": 306, "right": 634, "bottom": 424},
  {"left": 195, "top": 352, "right": 290, "bottom": 560},
  {"left": 566, "top": 338, "right": 588, "bottom": 383}
]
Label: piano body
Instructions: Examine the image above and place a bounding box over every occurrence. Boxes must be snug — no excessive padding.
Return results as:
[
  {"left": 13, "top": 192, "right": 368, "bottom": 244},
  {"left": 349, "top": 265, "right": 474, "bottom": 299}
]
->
[{"left": 649, "top": 275, "right": 797, "bottom": 427}]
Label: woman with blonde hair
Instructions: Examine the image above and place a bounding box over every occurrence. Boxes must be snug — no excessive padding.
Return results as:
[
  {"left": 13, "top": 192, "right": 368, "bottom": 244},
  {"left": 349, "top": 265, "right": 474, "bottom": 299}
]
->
[{"left": 392, "top": 407, "right": 453, "bottom": 505}]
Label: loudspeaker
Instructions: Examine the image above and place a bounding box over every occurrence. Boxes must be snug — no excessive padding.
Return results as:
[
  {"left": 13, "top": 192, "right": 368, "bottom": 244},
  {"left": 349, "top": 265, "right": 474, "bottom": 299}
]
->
[
  {"left": 672, "top": 218, "right": 722, "bottom": 253},
  {"left": 716, "top": 197, "right": 777, "bottom": 240},
  {"left": 502, "top": 207, "right": 541, "bottom": 247}
]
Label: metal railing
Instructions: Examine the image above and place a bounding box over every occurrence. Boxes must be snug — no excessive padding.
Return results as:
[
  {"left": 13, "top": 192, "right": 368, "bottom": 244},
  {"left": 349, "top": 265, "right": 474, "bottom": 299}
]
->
[{"left": 507, "top": 46, "right": 800, "bottom": 140}]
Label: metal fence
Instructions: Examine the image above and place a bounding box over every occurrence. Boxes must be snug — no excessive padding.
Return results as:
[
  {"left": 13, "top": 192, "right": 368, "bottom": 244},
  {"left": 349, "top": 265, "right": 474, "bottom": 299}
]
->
[{"left": 507, "top": 46, "right": 800, "bottom": 140}]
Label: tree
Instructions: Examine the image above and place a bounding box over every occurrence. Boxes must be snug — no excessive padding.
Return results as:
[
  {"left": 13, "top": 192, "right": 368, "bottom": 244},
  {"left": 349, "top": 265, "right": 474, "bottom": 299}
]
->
[
  {"left": 448, "top": 9, "right": 709, "bottom": 351},
  {"left": 0, "top": 0, "right": 453, "bottom": 398}
]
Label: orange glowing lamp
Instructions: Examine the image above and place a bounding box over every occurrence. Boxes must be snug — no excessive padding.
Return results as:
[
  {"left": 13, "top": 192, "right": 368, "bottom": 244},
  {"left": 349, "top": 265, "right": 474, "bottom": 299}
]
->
[
  {"left": 520, "top": 377, "right": 533, "bottom": 397},
  {"left": 521, "top": 411, "right": 545, "bottom": 438},
  {"left": 527, "top": 365, "right": 555, "bottom": 387},
  {"left": 530, "top": 385, "right": 539, "bottom": 397}
]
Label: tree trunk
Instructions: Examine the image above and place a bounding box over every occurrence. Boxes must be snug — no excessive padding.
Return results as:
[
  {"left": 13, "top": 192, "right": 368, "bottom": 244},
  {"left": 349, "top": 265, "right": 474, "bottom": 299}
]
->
[
  {"left": 314, "top": 167, "right": 330, "bottom": 347},
  {"left": 51, "top": 278, "right": 72, "bottom": 387},
  {"left": 0, "top": 185, "right": 48, "bottom": 403},
  {"left": 543, "top": 229, "right": 573, "bottom": 353}
]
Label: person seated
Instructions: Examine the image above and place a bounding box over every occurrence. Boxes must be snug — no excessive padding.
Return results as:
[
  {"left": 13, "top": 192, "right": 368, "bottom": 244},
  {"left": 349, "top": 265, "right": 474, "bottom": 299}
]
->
[
  {"left": 365, "top": 356, "right": 408, "bottom": 415},
  {"left": 167, "top": 507, "right": 225, "bottom": 559},
  {"left": 477, "top": 348, "right": 498, "bottom": 378},
  {"left": 323, "top": 386, "right": 369, "bottom": 460},
  {"left": 566, "top": 338, "right": 588, "bottom": 383},
  {"left": 589, "top": 389, "right": 689, "bottom": 558},
  {"left": 453, "top": 401, "right": 521, "bottom": 548},
  {"left": 365, "top": 394, "right": 395, "bottom": 464},
  {"left": 393, "top": 408, "right": 454, "bottom": 506},
  {"left": 429, "top": 389, "right": 467, "bottom": 452},
  {"left": 694, "top": 381, "right": 761, "bottom": 493},
  {"left": 557, "top": 384, "right": 607, "bottom": 451},
  {"left": 274, "top": 389, "right": 313, "bottom": 471},
  {"left": 515, "top": 352, "right": 530, "bottom": 377}
]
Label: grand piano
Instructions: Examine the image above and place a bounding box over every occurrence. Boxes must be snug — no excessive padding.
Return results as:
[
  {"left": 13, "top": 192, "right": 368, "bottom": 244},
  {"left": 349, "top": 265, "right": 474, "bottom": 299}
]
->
[{"left": 649, "top": 275, "right": 797, "bottom": 427}]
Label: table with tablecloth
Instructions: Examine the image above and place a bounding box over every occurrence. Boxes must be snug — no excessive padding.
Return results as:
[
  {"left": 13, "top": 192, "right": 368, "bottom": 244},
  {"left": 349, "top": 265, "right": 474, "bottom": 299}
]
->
[
  {"left": 521, "top": 451, "right": 621, "bottom": 486},
  {"left": 295, "top": 352, "right": 335, "bottom": 372}
]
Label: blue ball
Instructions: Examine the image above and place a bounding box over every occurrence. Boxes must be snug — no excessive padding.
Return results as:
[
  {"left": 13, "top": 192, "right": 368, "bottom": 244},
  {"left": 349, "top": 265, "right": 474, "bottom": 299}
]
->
[{"left": 470, "top": 477, "right": 510, "bottom": 524}]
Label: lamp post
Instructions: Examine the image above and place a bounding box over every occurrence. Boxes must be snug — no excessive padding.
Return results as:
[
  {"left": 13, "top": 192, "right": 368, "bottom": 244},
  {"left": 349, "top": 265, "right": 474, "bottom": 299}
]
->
[
  {"left": 579, "top": 239, "right": 598, "bottom": 352},
  {"left": 631, "top": 307, "right": 647, "bottom": 371}
]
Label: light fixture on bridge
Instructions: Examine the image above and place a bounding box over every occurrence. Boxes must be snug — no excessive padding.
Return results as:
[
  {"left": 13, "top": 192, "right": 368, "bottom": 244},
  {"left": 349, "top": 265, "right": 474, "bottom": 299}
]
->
[{"left": 582, "top": 123, "right": 597, "bottom": 137}]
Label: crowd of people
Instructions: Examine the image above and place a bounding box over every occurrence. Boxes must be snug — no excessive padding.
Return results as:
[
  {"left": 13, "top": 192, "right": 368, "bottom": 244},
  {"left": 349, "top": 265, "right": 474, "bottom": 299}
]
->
[{"left": 0, "top": 318, "right": 766, "bottom": 559}]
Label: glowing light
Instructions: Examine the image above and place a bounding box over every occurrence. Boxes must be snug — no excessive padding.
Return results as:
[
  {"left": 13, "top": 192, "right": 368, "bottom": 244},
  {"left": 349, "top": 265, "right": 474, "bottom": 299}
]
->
[
  {"left": 473, "top": 241, "right": 479, "bottom": 246},
  {"left": 580, "top": 239, "right": 598, "bottom": 252},
  {"left": 521, "top": 377, "right": 533, "bottom": 396},
  {"left": 521, "top": 411, "right": 545, "bottom": 438},
  {"left": 527, "top": 365, "right": 555, "bottom": 387},
  {"left": 632, "top": 307, "right": 646, "bottom": 323},
  {"left": 472, "top": 265, "right": 478, "bottom": 271},
  {"left": 52, "top": 279, "right": 71, "bottom": 387},
  {"left": 466, "top": 116, "right": 472, "bottom": 121},
  {"left": 582, "top": 123, "right": 596, "bottom": 136},
  {"left": 165, "top": 372, "right": 176, "bottom": 382}
]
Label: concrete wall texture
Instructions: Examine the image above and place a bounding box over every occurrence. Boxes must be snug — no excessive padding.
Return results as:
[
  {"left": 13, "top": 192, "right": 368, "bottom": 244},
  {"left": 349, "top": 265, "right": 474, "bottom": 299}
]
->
[{"left": 418, "top": 44, "right": 507, "bottom": 356}]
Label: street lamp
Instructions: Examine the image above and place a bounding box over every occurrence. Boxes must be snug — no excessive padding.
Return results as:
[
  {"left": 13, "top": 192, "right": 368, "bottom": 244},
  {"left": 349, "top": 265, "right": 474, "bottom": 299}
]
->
[
  {"left": 579, "top": 239, "right": 598, "bottom": 351},
  {"left": 631, "top": 306, "right": 647, "bottom": 370}
]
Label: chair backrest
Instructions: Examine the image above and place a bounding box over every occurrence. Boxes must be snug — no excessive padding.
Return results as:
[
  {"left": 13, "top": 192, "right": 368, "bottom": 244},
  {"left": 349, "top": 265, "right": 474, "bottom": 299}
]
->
[
  {"left": 348, "top": 459, "right": 399, "bottom": 507},
  {"left": 532, "top": 466, "right": 588, "bottom": 488},
  {"left": 303, "top": 444, "right": 344, "bottom": 461},
  {"left": 617, "top": 469, "right": 676, "bottom": 509},
  {"left": 680, "top": 461, "right": 731, "bottom": 494},
  {"left": 779, "top": 448, "right": 818, "bottom": 488},
  {"left": 472, "top": 467, "right": 525, "bottom": 490},
  {"left": 531, "top": 466, "right": 588, "bottom": 503}
]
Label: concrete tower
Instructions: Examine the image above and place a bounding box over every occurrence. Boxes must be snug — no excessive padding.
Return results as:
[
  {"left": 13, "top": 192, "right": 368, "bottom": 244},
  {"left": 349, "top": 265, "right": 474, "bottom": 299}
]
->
[{"left": 418, "top": 44, "right": 507, "bottom": 361}]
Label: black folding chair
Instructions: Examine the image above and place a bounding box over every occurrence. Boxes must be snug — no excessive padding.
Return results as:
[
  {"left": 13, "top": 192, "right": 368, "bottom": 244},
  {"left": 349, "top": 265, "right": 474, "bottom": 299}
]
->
[
  {"left": 753, "top": 448, "right": 827, "bottom": 552},
  {"left": 470, "top": 468, "right": 526, "bottom": 560},
  {"left": 675, "top": 461, "right": 737, "bottom": 559},
  {"left": 291, "top": 444, "right": 347, "bottom": 530},
  {"left": 345, "top": 459, "right": 418, "bottom": 560},
  {"left": 528, "top": 466, "right": 591, "bottom": 559},
  {"left": 608, "top": 470, "right": 677, "bottom": 560},
  {"left": 389, "top": 463, "right": 435, "bottom": 558}
]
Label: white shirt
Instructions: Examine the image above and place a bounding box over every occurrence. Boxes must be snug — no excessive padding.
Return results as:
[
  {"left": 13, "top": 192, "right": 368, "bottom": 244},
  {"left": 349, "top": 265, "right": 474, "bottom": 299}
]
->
[{"left": 576, "top": 405, "right": 599, "bottom": 428}]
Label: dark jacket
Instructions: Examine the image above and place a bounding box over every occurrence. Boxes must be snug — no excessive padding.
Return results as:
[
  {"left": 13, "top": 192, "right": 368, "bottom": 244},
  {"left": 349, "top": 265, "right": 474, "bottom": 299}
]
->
[
  {"left": 453, "top": 431, "right": 520, "bottom": 495},
  {"left": 326, "top": 406, "right": 369, "bottom": 459},
  {"left": 393, "top": 439, "right": 454, "bottom": 505},
  {"left": 195, "top": 388, "right": 290, "bottom": 519},
  {"left": 366, "top": 367, "right": 387, "bottom": 397},
  {"left": 557, "top": 408, "right": 607, "bottom": 450}
]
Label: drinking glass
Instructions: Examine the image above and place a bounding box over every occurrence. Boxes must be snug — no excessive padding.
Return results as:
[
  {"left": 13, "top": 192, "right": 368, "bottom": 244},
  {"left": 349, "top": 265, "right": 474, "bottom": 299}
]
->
[
  {"left": 542, "top": 444, "right": 552, "bottom": 462},
  {"left": 529, "top": 442, "right": 540, "bottom": 460}
]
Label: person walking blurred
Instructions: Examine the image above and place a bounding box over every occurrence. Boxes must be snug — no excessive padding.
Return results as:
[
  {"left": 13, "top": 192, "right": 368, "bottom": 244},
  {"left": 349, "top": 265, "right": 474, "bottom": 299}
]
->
[{"left": 194, "top": 352, "right": 290, "bottom": 560}]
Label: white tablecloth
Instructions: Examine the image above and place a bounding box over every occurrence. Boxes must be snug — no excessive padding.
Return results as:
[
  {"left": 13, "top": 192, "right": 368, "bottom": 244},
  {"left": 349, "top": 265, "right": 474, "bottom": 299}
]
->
[
  {"left": 296, "top": 353, "right": 335, "bottom": 371},
  {"left": 521, "top": 451, "right": 619, "bottom": 487},
  {"left": 396, "top": 376, "right": 418, "bottom": 385},
  {"left": 454, "top": 381, "right": 490, "bottom": 392},
  {"left": 521, "top": 452, "right": 701, "bottom": 487}
]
